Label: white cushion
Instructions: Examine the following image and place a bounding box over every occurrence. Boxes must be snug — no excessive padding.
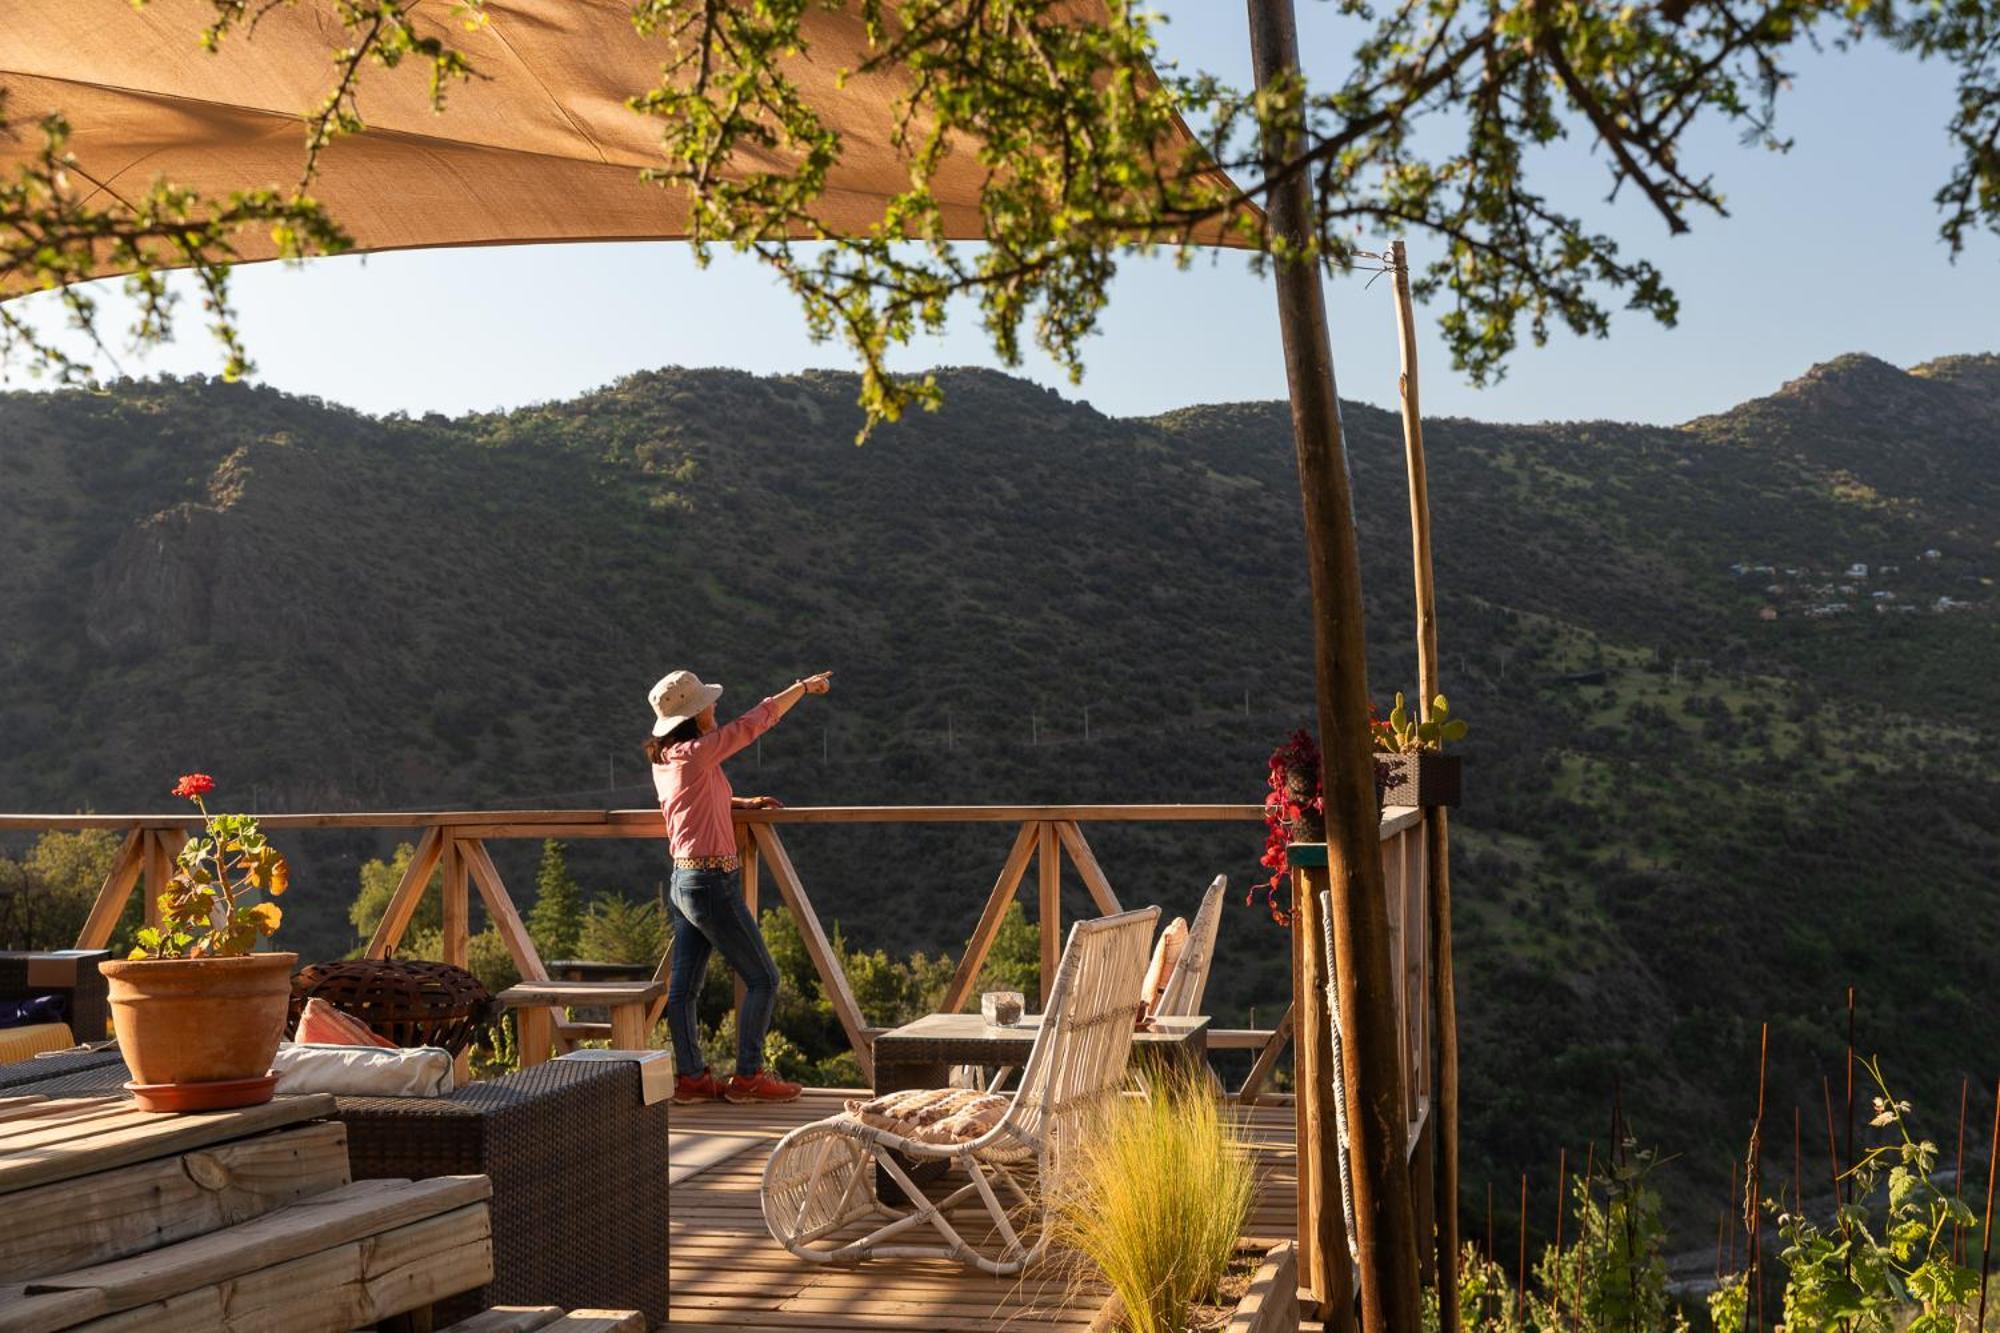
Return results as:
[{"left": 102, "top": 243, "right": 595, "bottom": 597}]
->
[{"left": 272, "top": 1042, "right": 454, "bottom": 1097}]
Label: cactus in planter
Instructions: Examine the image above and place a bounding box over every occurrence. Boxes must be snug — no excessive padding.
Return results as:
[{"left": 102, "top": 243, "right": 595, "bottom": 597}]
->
[
  {"left": 1373, "top": 693, "right": 1468, "bottom": 808},
  {"left": 1375, "top": 691, "right": 1469, "bottom": 753}
]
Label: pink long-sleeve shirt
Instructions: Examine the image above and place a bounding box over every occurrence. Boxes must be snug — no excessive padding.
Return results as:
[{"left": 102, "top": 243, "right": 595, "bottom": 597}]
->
[{"left": 652, "top": 697, "right": 781, "bottom": 862}]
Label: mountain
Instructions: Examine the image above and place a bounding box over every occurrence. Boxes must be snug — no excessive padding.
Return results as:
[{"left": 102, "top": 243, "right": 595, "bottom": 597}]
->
[{"left": 2, "top": 354, "right": 1996, "bottom": 1235}]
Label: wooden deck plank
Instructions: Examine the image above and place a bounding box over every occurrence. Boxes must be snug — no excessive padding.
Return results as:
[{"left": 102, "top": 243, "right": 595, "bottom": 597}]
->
[{"left": 666, "top": 1091, "right": 1298, "bottom": 1332}]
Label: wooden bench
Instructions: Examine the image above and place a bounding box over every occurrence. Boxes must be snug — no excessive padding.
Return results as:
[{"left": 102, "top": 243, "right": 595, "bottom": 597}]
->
[
  {"left": 0, "top": 1092, "right": 493, "bottom": 1332},
  {"left": 495, "top": 981, "right": 665, "bottom": 1068}
]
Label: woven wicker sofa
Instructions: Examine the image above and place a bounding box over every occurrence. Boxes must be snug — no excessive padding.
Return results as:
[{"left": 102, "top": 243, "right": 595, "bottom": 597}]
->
[{"left": 3, "top": 1054, "right": 669, "bottom": 1327}]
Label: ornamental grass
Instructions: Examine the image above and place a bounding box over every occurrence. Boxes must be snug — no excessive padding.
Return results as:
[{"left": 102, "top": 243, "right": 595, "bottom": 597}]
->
[{"left": 1051, "top": 1072, "right": 1255, "bottom": 1333}]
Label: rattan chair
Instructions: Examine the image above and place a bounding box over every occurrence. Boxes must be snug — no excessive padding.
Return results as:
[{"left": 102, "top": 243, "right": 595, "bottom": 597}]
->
[
  {"left": 1151, "top": 875, "right": 1226, "bottom": 1020},
  {"left": 760, "top": 906, "right": 1158, "bottom": 1275}
]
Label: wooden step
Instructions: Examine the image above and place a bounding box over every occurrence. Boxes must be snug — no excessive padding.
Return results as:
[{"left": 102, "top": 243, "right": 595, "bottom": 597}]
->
[
  {"left": 438, "top": 1310, "right": 643, "bottom": 1333},
  {"left": 0, "top": 1094, "right": 337, "bottom": 1196},
  {"left": 438, "top": 1308, "right": 565, "bottom": 1333},
  {"left": 0, "top": 1121, "right": 350, "bottom": 1283},
  {"left": 1, "top": 1175, "right": 490, "bottom": 1331},
  {"left": 61, "top": 1204, "right": 492, "bottom": 1333}
]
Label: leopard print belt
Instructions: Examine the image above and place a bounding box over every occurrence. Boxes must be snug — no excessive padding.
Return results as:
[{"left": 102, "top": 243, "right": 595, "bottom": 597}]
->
[{"left": 673, "top": 854, "right": 741, "bottom": 872}]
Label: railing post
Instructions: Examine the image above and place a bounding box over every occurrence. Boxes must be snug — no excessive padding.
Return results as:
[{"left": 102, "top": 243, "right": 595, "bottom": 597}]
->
[
  {"left": 736, "top": 831, "right": 760, "bottom": 1013},
  {"left": 440, "top": 836, "right": 468, "bottom": 970},
  {"left": 1037, "top": 821, "right": 1061, "bottom": 1007},
  {"left": 1293, "top": 855, "right": 1357, "bottom": 1329}
]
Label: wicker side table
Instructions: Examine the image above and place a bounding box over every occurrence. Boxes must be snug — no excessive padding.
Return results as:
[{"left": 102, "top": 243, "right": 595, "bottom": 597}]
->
[{"left": 0, "top": 949, "right": 111, "bottom": 1045}]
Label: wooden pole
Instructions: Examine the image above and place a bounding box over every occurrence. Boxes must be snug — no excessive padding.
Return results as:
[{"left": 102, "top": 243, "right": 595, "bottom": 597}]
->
[
  {"left": 1293, "top": 868, "right": 1356, "bottom": 1327},
  {"left": 1390, "top": 237, "right": 1461, "bottom": 1325},
  {"left": 1980, "top": 1077, "right": 2000, "bottom": 1333},
  {"left": 1247, "top": 5, "right": 1424, "bottom": 1328}
]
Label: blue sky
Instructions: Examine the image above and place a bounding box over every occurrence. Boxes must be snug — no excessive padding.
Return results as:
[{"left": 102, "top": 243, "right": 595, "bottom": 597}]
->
[{"left": 8, "top": 3, "right": 1994, "bottom": 424}]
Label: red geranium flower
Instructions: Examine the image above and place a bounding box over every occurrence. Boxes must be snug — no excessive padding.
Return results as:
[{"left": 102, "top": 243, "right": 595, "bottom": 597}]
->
[{"left": 171, "top": 773, "right": 216, "bottom": 801}]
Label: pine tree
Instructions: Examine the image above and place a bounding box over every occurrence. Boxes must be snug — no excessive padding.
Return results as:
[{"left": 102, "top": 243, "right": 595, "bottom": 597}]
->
[{"left": 528, "top": 839, "right": 583, "bottom": 963}]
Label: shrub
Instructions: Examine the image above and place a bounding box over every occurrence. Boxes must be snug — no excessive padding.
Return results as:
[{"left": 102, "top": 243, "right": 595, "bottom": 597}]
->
[{"left": 1051, "top": 1073, "right": 1255, "bottom": 1333}]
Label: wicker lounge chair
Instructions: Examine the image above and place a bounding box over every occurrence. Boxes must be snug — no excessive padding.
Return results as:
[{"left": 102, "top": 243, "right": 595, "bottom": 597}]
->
[
  {"left": 1151, "top": 875, "right": 1226, "bottom": 1020},
  {"left": 760, "top": 906, "right": 1159, "bottom": 1275}
]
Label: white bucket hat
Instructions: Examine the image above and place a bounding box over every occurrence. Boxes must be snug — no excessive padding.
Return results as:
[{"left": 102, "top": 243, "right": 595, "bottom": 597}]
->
[{"left": 648, "top": 669, "right": 724, "bottom": 737}]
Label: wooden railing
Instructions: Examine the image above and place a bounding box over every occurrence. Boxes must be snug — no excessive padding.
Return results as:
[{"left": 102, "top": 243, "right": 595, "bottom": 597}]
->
[{"left": 2, "top": 804, "right": 1431, "bottom": 1102}]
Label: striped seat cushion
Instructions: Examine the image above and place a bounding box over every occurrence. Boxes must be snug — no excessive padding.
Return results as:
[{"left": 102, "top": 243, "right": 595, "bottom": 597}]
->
[
  {"left": 844, "top": 1087, "right": 1009, "bottom": 1145},
  {"left": 0, "top": 1022, "right": 75, "bottom": 1066}
]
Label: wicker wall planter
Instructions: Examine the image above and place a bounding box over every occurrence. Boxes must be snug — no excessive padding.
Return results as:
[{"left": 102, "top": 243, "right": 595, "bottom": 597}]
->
[{"left": 1379, "top": 751, "right": 1462, "bottom": 808}]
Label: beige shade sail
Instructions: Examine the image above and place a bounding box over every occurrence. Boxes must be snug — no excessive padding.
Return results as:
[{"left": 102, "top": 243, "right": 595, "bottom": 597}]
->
[{"left": 1, "top": 0, "right": 1242, "bottom": 282}]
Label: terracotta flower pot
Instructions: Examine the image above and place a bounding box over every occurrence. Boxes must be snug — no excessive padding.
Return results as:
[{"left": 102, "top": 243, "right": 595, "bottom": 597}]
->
[{"left": 99, "top": 952, "right": 297, "bottom": 1105}]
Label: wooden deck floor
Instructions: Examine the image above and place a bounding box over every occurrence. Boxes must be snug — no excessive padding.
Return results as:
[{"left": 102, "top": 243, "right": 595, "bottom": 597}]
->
[{"left": 668, "top": 1090, "right": 1300, "bottom": 1330}]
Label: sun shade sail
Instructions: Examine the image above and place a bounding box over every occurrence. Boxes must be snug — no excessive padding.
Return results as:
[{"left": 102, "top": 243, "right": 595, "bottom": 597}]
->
[{"left": 2, "top": 0, "right": 1241, "bottom": 279}]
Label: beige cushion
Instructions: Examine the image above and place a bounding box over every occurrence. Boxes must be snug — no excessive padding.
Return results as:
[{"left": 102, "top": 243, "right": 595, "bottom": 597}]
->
[
  {"left": 1140, "top": 916, "right": 1190, "bottom": 1019},
  {"left": 272, "top": 1042, "right": 455, "bottom": 1097},
  {"left": 844, "top": 1087, "right": 1009, "bottom": 1145}
]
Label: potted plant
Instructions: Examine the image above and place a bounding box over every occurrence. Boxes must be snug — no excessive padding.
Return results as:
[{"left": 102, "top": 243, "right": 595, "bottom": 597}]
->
[
  {"left": 1253, "top": 730, "right": 1325, "bottom": 926},
  {"left": 1372, "top": 691, "right": 1468, "bottom": 808},
  {"left": 99, "top": 773, "right": 293, "bottom": 1111}
]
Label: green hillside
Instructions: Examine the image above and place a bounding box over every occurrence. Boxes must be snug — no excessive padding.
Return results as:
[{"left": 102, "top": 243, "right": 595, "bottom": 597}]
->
[{"left": 1, "top": 353, "right": 1995, "bottom": 1232}]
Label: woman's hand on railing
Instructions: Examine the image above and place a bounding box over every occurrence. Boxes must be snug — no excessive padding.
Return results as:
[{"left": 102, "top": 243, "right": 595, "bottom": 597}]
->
[{"left": 733, "top": 796, "right": 785, "bottom": 810}]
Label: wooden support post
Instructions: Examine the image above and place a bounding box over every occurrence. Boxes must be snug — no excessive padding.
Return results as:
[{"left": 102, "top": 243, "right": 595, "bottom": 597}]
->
[
  {"left": 76, "top": 829, "right": 147, "bottom": 950},
  {"left": 1295, "top": 866, "right": 1357, "bottom": 1329},
  {"left": 1053, "top": 821, "right": 1122, "bottom": 916},
  {"left": 750, "top": 824, "right": 874, "bottom": 1084},
  {"left": 439, "top": 837, "right": 471, "bottom": 1085},
  {"left": 439, "top": 838, "right": 469, "bottom": 970},
  {"left": 736, "top": 835, "right": 761, "bottom": 1013},
  {"left": 1238, "top": 1002, "right": 1295, "bottom": 1105},
  {"left": 516, "top": 1007, "right": 553, "bottom": 1070},
  {"left": 366, "top": 827, "right": 444, "bottom": 960},
  {"left": 1248, "top": 5, "right": 1425, "bottom": 1328},
  {"left": 1392, "top": 235, "right": 1462, "bottom": 1322},
  {"left": 941, "top": 823, "right": 1040, "bottom": 1013},
  {"left": 142, "top": 831, "right": 169, "bottom": 931},
  {"left": 1037, "top": 821, "right": 1061, "bottom": 1007},
  {"left": 460, "top": 840, "right": 550, "bottom": 982}
]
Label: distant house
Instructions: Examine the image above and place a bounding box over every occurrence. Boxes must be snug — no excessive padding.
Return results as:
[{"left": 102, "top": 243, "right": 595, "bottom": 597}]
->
[
  {"left": 1757, "top": 606, "right": 1779, "bottom": 622},
  {"left": 1878, "top": 563, "right": 1899, "bottom": 575},
  {"left": 1871, "top": 590, "right": 1896, "bottom": 601},
  {"left": 1936, "top": 596, "right": 1970, "bottom": 612},
  {"left": 1806, "top": 603, "right": 1853, "bottom": 618},
  {"left": 1846, "top": 562, "right": 1869, "bottom": 579},
  {"left": 1922, "top": 548, "right": 1943, "bottom": 561}
]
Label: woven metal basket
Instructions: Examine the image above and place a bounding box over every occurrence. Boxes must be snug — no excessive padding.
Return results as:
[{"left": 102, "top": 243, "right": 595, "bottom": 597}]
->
[{"left": 288, "top": 958, "right": 496, "bottom": 1055}]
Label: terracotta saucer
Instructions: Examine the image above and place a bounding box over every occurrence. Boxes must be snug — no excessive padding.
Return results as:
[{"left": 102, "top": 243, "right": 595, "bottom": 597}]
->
[{"left": 124, "top": 1071, "right": 278, "bottom": 1113}]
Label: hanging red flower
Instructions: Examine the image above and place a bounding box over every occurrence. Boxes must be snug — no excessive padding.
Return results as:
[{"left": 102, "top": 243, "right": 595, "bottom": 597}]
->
[{"left": 1250, "top": 729, "right": 1325, "bottom": 927}]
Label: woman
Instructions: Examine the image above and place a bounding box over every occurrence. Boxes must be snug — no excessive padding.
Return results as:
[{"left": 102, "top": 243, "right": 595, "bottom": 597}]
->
[{"left": 645, "top": 666, "right": 832, "bottom": 1105}]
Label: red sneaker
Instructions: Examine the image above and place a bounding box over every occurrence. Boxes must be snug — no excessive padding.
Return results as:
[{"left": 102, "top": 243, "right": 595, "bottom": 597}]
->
[
  {"left": 724, "top": 1069, "right": 802, "bottom": 1104},
  {"left": 673, "top": 1071, "right": 724, "bottom": 1105}
]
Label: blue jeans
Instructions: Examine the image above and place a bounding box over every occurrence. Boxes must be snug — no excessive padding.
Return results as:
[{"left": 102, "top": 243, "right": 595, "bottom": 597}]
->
[{"left": 666, "top": 866, "right": 779, "bottom": 1078}]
